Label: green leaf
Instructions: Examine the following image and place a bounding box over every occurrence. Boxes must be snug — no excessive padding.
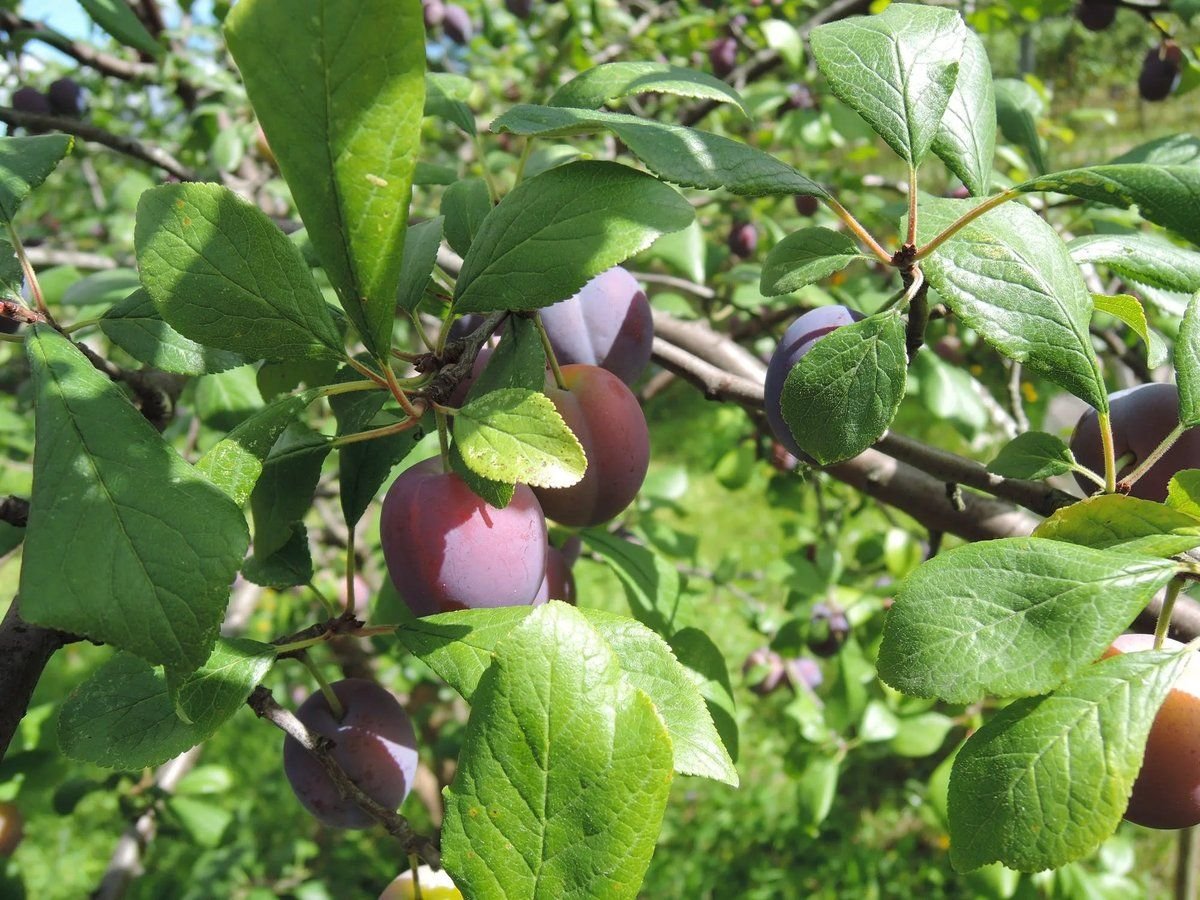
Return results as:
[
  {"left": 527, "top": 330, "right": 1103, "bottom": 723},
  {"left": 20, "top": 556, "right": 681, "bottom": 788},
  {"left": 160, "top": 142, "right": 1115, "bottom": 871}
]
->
[
  {"left": 454, "top": 388, "right": 586, "bottom": 487},
  {"left": 442, "top": 603, "right": 673, "bottom": 899},
  {"left": 761, "top": 19, "right": 804, "bottom": 71},
  {"left": 454, "top": 160, "right": 694, "bottom": 313},
  {"left": 780, "top": 310, "right": 907, "bottom": 465},
  {"left": 931, "top": 29, "right": 995, "bottom": 196},
  {"left": 225, "top": 0, "right": 426, "bottom": 355},
  {"left": 442, "top": 178, "right": 492, "bottom": 258},
  {"left": 0, "top": 238, "right": 21, "bottom": 303},
  {"left": 491, "top": 105, "right": 827, "bottom": 199},
  {"left": 448, "top": 441, "right": 516, "bottom": 510},
  {"left": 1111, "top": 133, "right": 1200, "bottom": 166},
  {"left": 1092, "top": 292, "right": 1169, "bottom": 369},
  {"left": 0, "top": 135, "right": 74, "bottom": 223},
  {"left": 196, "top": 390, "right": 320, "bottom": 507},
  {"left": 135, "top": 183, "right": 344, "bottom": 361},
  {"left": 21, "top": 328, "right": 249, "bottom": 672},
  {"left": 61, "top": 269, "right": 141, "bottom": 306},
  {"left": 917, "top": 197, "right": 1107, "bottom": 411},
  {"left": 583, "top": 529, "right": 681, "bottom": 635},
  {"left": 584, "top": 609, "right": 737, "bottom": 785},
  {"left": 890, "top": 711, "right": 956, "bottom": 758},
  {"left": 948, "top": 648, "right": 1189, "bottom": 872},
  {"left": 759, "top": 227, "right": 865, "bottom": 296},
  {"left": 1070, "top": 233, "right": 1200, "bottom": 294},
  {"left": 1168, "top": 470, "right": 1200, "bottom": 518},
  {"left": 1034, "top": 494, "right": 1200, "bottom": 557},
  {"left": 57, "top": 640, "right": 275, "bottom": 769},
  {"left": 250, "top": 424, "right": 331, "bottom": 559},
  {"left": 78, "top": 0, "right": 164, "bottom": 58},
  {"left": 877, "top": 537, "right": 1176, "bottom": 704},
  {"left": 100, "top": 289, "right": 247, "bottom": 376},
  {"left": 549, "top": 62, "right": 748, "bottom": 117},
  {"left": 339, "top": 413, "right": 424, "bottom": 527},
  {"left": 1179, "top": 293, "right": 1200, "bottom": 426},
  {"left": 425, "top": 72, "right": 475, "bottom": 135},
  {"left": 987, "top": 431, "right": 1075, "bottom": 480},
  {"left": 668, "top": 627, "right": 738, "bottom": 764},
  {"left": 242, "top": 527, "right": 313, "bottom": 589},
  {"left": 395, "top": 606, "right": 736, "bottom": 784},
  {"left": 993, "top": 79, "right": 1047, "bottom": 174},
  {"left": 464, "top": 317, "right": 547, "bottom": 400},
  {"left": 396, "top": 217, "right": 444, "bottom": 314},
  {"left": 1015, "top": 166, "right": 1200, "bottom": 248},
  {"left": 809, "top": 4, "right": 965, "bottom": 167}
]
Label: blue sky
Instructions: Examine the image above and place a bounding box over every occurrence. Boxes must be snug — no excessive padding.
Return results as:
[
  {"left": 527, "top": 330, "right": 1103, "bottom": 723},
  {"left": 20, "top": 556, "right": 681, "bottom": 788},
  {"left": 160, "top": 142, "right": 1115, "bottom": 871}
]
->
[{"left": 24, "top": 1, "right": 90, "bottom": 39}]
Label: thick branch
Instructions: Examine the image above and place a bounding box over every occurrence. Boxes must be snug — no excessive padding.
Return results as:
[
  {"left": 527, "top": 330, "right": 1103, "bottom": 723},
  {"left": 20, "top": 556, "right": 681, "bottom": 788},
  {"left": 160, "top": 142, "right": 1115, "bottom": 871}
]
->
[
  {"left": 0, "top": 600, "right": 75, "bottom": 759},
  {"left": 247, "top": 686, "right": 441, "bottom": 868},
  {"left": 0, "top": 108, "right": 197, "bottom": 181}
]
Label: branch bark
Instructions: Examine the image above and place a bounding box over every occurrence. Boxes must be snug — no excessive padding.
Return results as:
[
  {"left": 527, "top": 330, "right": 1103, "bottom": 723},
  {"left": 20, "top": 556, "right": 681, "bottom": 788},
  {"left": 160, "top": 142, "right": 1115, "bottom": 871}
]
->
[
  {"left": 0, "top": 600, "right": 76, "bottom": 758},
  {"left": 0, "top": 11, "right": 158, "bottom": 81}
]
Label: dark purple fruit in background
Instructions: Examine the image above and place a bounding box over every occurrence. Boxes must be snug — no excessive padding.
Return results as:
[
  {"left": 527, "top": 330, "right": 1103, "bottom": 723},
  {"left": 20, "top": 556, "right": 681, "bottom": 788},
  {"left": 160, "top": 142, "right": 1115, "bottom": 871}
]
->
[
  {"left": 505, "top": 0, "right": 532, "bottom": 18},
  {"left": 793, "top": 194, "right": 820, "bottom": 217},
  {"left": 442, "top": 4, "right": 472, "bottom": 44},
  {"left": 0, "top": 315, "right": 20, "bottom": 335},
  {"left": 809, "top": 602, "right": 850, "bottom": 657},
  {"left": 1139, "top": 44, "right": 1183, "bottom": 102},
  {"left": 1070, "top": 382, "right": 1200, "bottom": 501},
  {"left": 743, "top": 647, "right": 786, "bottom": 695},
  {"left": 533, "top": 545, "right": 576, "bottom": 605},
  {"left": 1077, "top": 0, "right": 1116, "bottom": 32},
  {"left": 47, "top": 77, "right": 83, "bottom": 117},
  {"left": 708, "top": 36, "right": 737, "bottom": 78},
  {"left": 11, "top": 87, "right": 49, "bottom": 116},
  {"left": 380, "top": 458, "right": 547, "bottom": 616},
  {"left": 784, "top": 83, "right": 816, "bottom": 112},
  {"left": 763, "top": 306, "right": 864, "bottom": 460},
  {"left": 423, "top": 0, "right": 445, "bottom": 28},
  {"left": 534, "top": 364, "right": 650, "bottom": 527},
  {"left": 540, "top": 266, "right": 653, "bottom": 385},
  {"left": 0, "top": 801, "right": 23, "bottom": 856},
  {"left": 283, "top": 679, "right": 419, "bottom": 829},
  {"left": 727, "top": 221, "right": 758, "bottom": 258}
]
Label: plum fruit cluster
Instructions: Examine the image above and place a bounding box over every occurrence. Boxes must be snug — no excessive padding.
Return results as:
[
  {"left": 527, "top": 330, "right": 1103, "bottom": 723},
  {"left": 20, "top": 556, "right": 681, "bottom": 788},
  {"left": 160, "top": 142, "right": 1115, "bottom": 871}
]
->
[
  {"left": 763, "top": 306, "right": 864, "bottom": 461},
  {"left": 283, "top": 679, "right": 419, "bottom": 829},
  {"left": 1104, "top": 635, "right": 1200, "bottom": 829},
  {"left": 1070, "top": 382, "right": 1200, "bottom": 502},
  {"left": 422, "top": 0, "right": 472, "bottom": 44},
  {"left": 11, "top": 78, "right": 84, "bottom": 119}
]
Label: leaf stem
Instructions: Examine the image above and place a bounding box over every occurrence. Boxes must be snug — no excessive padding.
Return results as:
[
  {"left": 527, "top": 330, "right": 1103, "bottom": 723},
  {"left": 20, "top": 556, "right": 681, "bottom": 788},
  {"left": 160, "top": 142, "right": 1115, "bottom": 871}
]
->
[
  {"left": 6, "top": 223, "right": 50, "bottom": 323},
  {"left": 382, "top": 362, "right": 425, "bottom": 419},
  {"left": 331, "top": 414, "right": 424, "bottom": 447},
  {"left": 298, "top": 652, "right": 344, "bottom": 720},
  {"left": 62, "top": 317, "right": 101, "bottom": 334},
  {"left": 1120, "top": 421, "right": 1185, "bottom": 495},
  {"left": 273, "top": 634, "right": 329, "bottom": 654},
  {"left": 913, "top": 189, "right": 1020, "bottom": 261},
  {"left": 307, "top": 582, "right": 339, "bottom": 617},
  {"left": 320, "top": 379, "right": 382, "bottom": 399},
  {"left": 906, "top": 166, "right": 918, "bottom": 247},
  {"left": 344, "top": 355, "right": 390, "bottom": 389},
  {"left": 1156, "top": 578, "right": 1184, "bottom": 650},
  {"left": 411, "top": 853, "right": 424, "bottom": 900},
  {"left": 825, "top": 196, "right": 892, "bottom": 264},
  {"left": 436, "top": 409, "right": 451, "bottom": 474},
  {"left": 1068, "top": 462, "right": 1108, "bottom": 491},
  {"left": 1098, "top": 411, "right": 1119, "bottom": 494},
  {"left": 513, "top": 137, "right": 536, "bottom": 187},
  {"left": 534, "top": 313, "right": 567, "bottom": 389},
  {"left": 474, "top": 133, "right": 500, "bottom": 205},
  {"left": 344, "top": 527, "right": 358, "bottom": 618}
]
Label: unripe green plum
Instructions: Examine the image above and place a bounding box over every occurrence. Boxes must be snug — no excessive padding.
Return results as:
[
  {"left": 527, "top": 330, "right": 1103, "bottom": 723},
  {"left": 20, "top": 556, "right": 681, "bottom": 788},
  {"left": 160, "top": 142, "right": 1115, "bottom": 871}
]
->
[
  {"left": 283, "top": 679, "right": 418, "bottom": 829},
  {"left": 1104, "top": 634, "right": 1200, "bottom": 829},
  {"left": 534, "top": 364, "right": 650, "bottom": 527},
  {"left": 1070, "top": 383, "right": 1200, "bottom": 501},
  {"left": 539, "top": 267, "right": 653, "bottom": 385},
  {"left": 380, "top": 458, "right": 547, "bottom": 616},
  {"left": 764, "top": 306, "right": 864, "bottom": 461}
]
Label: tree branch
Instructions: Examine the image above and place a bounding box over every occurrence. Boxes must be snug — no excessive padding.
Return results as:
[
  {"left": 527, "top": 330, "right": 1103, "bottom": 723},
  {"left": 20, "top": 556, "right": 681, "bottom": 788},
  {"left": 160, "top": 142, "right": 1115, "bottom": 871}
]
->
[
  {"left": 0, "top": 600, "right": 76, "bottom": 759},
  {"left": 0, "top": 11, "right": 157, "bottom": 81},
  {"left": 247, "top": 686, "right": 442, "bottom": 868},
  {"left": 0, "top": 108, "right": 198, "bottom": 182}
]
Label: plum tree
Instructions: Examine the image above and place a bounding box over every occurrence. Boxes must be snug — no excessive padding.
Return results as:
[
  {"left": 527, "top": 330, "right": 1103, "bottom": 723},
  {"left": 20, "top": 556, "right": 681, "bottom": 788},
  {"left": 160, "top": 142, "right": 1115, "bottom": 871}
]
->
[
  {"left": 1070, "top": 383, "right": 1200, "bottom": 501},
  {"left": 442, "top": 4, "right": 472, "bottom": 44},
  {"left": 1104, "top": 634, "right": 1200, "bottom": 829},
  {"left": 1077, "top": 0, "right": 1117, "bottom": 32},
  {"left": 727, "top": 221, "right": 758, "bottom": 258},
  {"left": 0, "top": 801, "right": 22, "bottom": 856},
  {"left": 533, "top": 545, "right": 576, "bottom": 605},
  {"left": 534, "top": 364, "right": 650, "bottom": 527},
  {"left": 763, "top": 306, "right": 864, "bottom": 460},
  {"left": 708, "top": 36, "right": 737, "bottom": 77},
  {"left": 539, "top": 266, "right": 654, "bottom": 385},
  {"left": 380, "top": 866, "right": 464, "bottom": 899},
  {"left": 1139, "top": 43, "right": 1182, "bottom": 102},
  {"left": 46, "top": 78, "right": 83, "bottom": 117},
  {"left": 283, "top": 679, "right": 419, "bottom": 830},
  {"left": 380, "top": 458, "right": 547, "bottom": 616}
]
